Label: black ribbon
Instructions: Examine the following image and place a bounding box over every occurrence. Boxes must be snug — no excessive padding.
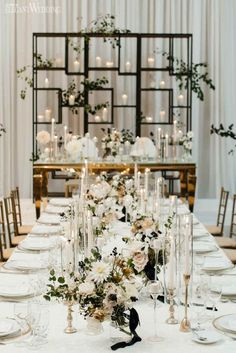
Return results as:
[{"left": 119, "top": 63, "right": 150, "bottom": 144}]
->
[{"left": 111, "top": 308, "right": 142, "bottom": 351}]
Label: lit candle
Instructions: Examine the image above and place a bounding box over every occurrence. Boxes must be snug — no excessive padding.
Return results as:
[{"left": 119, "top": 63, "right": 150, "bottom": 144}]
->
[
  {"left": 173, "top": 120, "right": 177, "bottom": 143},
  {"left": 168, "top": 238, "right": 175, "bottom": 290},
  {"left": 80, "top": 169, "right": 85, "bottom": 198},
  {"left": 140, "top": 188, "right": 145, "bottom": 212},
  {"left": 178, "top": 130, "right": 183, "bottom": 139},
  {"left": 106, "top": 61, "right": 114, "bottom": 68},
  {"left": 144, "top": 168, "right": 150, "bottom": 200},
  {"left": 54, "top": 135, "right": 58, "bottom": 158},
  {"left": 178, "top": 94, "right": 184, "bottom": 105},
  {"left": 122, "top": 93, "right": 128, "bottom": 105},
  {"left": 37, "top": 114, "right": 44, "bottom": 122},
  {"left": 134, "top": 163, "right": 138, "bottom": 187},
  {"left": 157, "top": 127, "right": 162, "bottom": 150},
  {"left": 147, "top": 57, "right": 155, "bottom": 67},
  {"left": 55, "top": 57, "right": 62, "bottom": 67},
  {"left": 159, "top": 80, "right": 165, "bottom": 89},
  {"left": 160, "top": 109, "right": 166, "bottom": 122},
  {"left": 137, "top": 171, "right": 141, "bottom": 193},
  {"left": 94, "top": 115, "right": 101, "bottom": 122},
  {"left": 184, "top": 221, "right": 191, "bottom": 275},
  {"left": 125, "top": 61, "right": 131, "bottom": 72},
  {"left": 84, "top": 159, "right": 88, "bottom": 189},
  {"left": 45, "top": 109, "right": 51, "bottom": 122},
  {"left": 73, "top": 59, "right": 80, "bottom": 72},
  {"left": 69, "top": 95, "right": 75, "bottom": 105},
  {"left": 96, "top": 56, "right": 102, "bottom": 67},
  {"left": 44, "top": 78, "right": 49, "bottom": 88},
  {"left": 165, "top": 134, "right": 169, "bottom": 159},
  {"left": 51, "top": 118, "right": 55, "bottom": 142},
  {"left": 64, "top": 125, "right": 67, "bottom": 145},
  {"left": 146, "top": 116, "right": 153, "bottom": 123},
  {"left": 102, "top": 107, "right": 108, "bottom": 121},
  {"left": 44, "top": 147, "right": 50, "bottom": 157},
  {"left": 87, "top": 210, "right": 93, "bottom": 254}
]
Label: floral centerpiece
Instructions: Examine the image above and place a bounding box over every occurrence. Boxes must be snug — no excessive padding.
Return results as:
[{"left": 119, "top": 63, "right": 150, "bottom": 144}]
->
[
  {"left": 101, "top": 128, "right": 122, "bottom": 159},
  {"left": 179, "top": 130, "right": 194, "bottom": 155}
]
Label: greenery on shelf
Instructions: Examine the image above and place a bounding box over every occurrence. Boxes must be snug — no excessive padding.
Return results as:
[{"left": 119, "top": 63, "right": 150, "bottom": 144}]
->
[
  {"left": 29, "top": 150, "right": 40, "bottom": 162},
  {"left": 211, "top": 123, "right": 236, "bottom": 154},
  {"left": 0, "top": 123, "right": 6, "bottom": 137},
  {"left": 61, "top": 77, "right": 109, "bottom": 115},
  {"left": 154, "top": 49, "right": 215, "bottom": 101}
]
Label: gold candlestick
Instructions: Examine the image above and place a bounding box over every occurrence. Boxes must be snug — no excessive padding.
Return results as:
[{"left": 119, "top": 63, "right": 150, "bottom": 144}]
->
[
  {"left": 166, "top": 288, "right": 178, "bottom": 324},
  {"left": 64, "top": 302, "right": 77, "bottom": 334},
  {"left": 180, "top": 274, "right": 191, "bottom": 332}
]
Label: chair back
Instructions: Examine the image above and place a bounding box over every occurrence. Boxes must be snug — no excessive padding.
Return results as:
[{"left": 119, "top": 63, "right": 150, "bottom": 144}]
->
[
  {"left": 188, "top": 174, "right": 197, "bottom": 212},
  {"left": 216, "top": 187, "right": 229, "bottom": 235},
  {"left": 11, "top": 187, "right": 22, "bottom": 226},
  {"left": 230, "top": 194, "right": 236, "bottom": 238},
  {"left": 0, "top": 201, "right": 7, "bottom": 261},
  {"left": 4, "top": 195, "right": 18, "bottom": 247}
]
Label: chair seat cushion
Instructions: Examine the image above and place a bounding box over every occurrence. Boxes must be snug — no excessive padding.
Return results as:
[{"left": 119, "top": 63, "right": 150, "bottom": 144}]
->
[
  {"left": 2, "top": 248, "right": 14, "bottom": 260},
  {"left": 11, "top": 235, "right": 26, "bottom": 246},
  {"left": 216, "top": 237, "right": 236, "bottom": 249},
  {"left": 18, "top": 225, "right": 33, "bottom": 235},
  {"left": 205, "top": 225, "right": 222, "bottom": 236},
  {"left": 223, "top": 249, "right": 236, "bottom": 264}
]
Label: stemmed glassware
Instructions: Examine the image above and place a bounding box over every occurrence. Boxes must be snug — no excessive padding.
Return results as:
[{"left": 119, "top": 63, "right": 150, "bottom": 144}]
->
[
  {"left": 146, "top": 280, "right": 164, "bottom": 342},
  {"left": 208, "top": 278, "right": 222, "bottom": 316}
]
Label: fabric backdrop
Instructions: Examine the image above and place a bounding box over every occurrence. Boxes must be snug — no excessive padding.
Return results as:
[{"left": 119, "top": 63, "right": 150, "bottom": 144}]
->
[{"left": 0, "top": 0, "right": 236, "bottom": 198}]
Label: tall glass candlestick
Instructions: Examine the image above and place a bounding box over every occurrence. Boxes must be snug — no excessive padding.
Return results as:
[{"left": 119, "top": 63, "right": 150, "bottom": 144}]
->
[{"left": 51, "top": 118, "right": 55, "bottom": 142}]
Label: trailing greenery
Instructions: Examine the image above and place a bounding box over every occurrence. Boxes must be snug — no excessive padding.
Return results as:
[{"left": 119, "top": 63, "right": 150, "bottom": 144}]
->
[
  {"left": 211, "top": 123, "right": 236, "bottom": 154},
  {"left": 154, "top": 49, "right": 215, "bottom": 101},
  {"left": 29, "top": 150, "right": 40, "bottom": 162},
  {"left": 0, "top": 123, "right": 6, "bottom": 137},
  {"left": 61, "top": 77, "right": 109, "bottom": 115}
]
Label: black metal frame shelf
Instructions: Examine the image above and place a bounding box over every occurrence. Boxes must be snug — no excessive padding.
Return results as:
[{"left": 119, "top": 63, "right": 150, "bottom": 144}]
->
[{"left": 32, "top": 32, "right": 192, "bottom": 155}]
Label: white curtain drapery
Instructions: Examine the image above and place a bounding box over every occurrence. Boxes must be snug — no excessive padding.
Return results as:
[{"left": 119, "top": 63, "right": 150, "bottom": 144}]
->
[{"left": 0, "top": 0, "right": 236, "bottom": 198}]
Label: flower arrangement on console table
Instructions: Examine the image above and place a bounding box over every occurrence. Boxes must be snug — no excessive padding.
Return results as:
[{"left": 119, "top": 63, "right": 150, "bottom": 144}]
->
[
  {"left": 179, "top": 130, "right": 194, "bottom": 159},
  {"left": 44, "top": 247, "right": 142, "bottom": 350},
  {"left": 101, "top": 128, "right": 135, "bottom": 159}
]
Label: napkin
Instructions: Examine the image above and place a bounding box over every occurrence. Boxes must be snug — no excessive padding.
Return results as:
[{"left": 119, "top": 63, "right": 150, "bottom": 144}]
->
[
  {"left": 37, "top": 213, "right": 61, "bottom": 225},
  {"left": 30, "top": 224, "right": 62, "bottom": 235},
  {"left": 20, "top": 237, "right": 52, "bottom": 250},
  {"left": 49, "top": 198, "right": 72, "bottom": 207},
  {"left": 203, "top": 257, "right": 231, "bottom": 270},
  {"left": 0, "top": 320, "right": 13, "bottom": 334}
]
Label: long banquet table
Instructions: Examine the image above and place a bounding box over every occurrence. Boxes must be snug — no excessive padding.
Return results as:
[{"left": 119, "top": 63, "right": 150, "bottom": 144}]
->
[{"left": 0, "top": 201, "right": 235, "bottom": 353}]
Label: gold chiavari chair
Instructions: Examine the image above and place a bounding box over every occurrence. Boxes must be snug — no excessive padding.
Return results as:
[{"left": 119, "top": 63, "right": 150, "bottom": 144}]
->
[
  {"left": 0, "top": 200, "right": 14, "bottom": 261},
  {"left": 215, "top": 194, "right": 236, "bottom": 249},
  {"left": 205, "top": 187, "right": 229, "bottom": 236},
  {"left": 4, "top": 195, "right": 26, "bottom": 248},
  {"left": 223, "top": 248, "right": 236, "bottom": 264},
  {"left": 11, "top": 187, "right": 33, "bottom": 235}
]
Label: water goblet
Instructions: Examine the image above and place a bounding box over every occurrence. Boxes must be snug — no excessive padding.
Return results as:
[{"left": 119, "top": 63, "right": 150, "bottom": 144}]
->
[{"left": 146, "top": 280, "right": 164, "bottom": 342}]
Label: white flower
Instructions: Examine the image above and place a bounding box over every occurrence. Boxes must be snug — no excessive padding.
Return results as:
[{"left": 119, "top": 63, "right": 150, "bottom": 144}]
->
[
  {"left": 123, "top": 195, "right": 133, "bottom": 208},
  {"left": 187, "top": 131, "right": 194, "bottom": 139},
  {"left": 95, "top": 204, "right": 106, "bottom": 217},
  {"left": 132, "top": 251, "right": 148, "bottom": 272},
  {"left": 184, "top": 141, "right": 193, "bottom": 150},
  {"left": 125, "top": 179, "right": 133, "bottom": 190},
  {"left": 36, "top": 130, "right": 51, "bottom": 145},
  {"left": 78, "top": 281, "right": 95, "bottom": 295},
  {"left": 89, "top": 261, "right": 111, "bottom": 284},
  {"left": 123, "top": 282, "right": 139, "bottom": 300},
  {"left": 107, "top": 141, "right": 114, "bottom": 148},
  {"left": 66, "top": 140, "right": 80, "bottom": 159}
]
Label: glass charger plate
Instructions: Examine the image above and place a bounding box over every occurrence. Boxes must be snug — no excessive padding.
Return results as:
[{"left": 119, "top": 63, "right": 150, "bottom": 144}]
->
[
  {"left": 213, "top": 314, "right": 236, "bottom": 337},
  {"left": 2, "top": 260, "right": 47, "bottom": 272},
  {"left": 0, "top": 319, "right": 31, "bottom": 344},
  {"left": 193, "top": 243, "right": 218, "bottom": 253},
  {"left": 0, "top": 318, "right": 20, "bottom": 338}
]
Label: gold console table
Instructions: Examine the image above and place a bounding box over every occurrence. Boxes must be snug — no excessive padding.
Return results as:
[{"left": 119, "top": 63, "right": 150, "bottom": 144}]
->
[{"left": 33, "top": 159, "right": 196, "bottom": 217}]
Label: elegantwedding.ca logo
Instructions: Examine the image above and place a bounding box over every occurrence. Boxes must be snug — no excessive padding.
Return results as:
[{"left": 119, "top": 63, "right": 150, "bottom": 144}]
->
[{"left": 4, "top": 0, "right": 61, "bottom": 14}]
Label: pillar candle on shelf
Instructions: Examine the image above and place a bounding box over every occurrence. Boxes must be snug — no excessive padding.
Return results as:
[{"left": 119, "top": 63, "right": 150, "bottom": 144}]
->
[
  {"left": 122, "top": 93, "right": 128, "bottom": 105},
  {"left": 96, "top": 56, "right": 102, "bottom": 67},
  {"left": 160, "top": 109, "right": 166, "bottom": 122},
  {"left": 147, "top": 57, "right": 155, "bottom": 67},
  {"left": 168, "top": 238, "right": 175, "bottom": 290},
  {"left": 45, "top": 109, "right": 51, "bottom": 122},
  {"left": 102, "top": 107, "right": 108, "bottom": 121},
  {"left": 73, "top": 59, "right": 80, "bottom": 72},
  {"left": 94, "top": 115, "right": 101, "bottom": 122},
  {"left": 106, "top": 61, "right": 113, "bottom": 68},
  {"left": 140, "top": 188, "right": 145, "bottom": 213},
  {"left": 44, "top": 78, "right": 49, "bottom": 88},
  {"left": 69, "top": 95, "right": 75, "bottom": 105},
  {"left": 173, "top": 120, "right": 177, "bottom": 143},
  {"left": 178, "top": 94, "right": 184, "bottom": 105},
  {"left": 51, "top": 118, "right": 55, "bottom": 142},
  {"left": 159, "top": 80, "right": 165, "bottom": 89},
  {"left": 37, "top": 115, "right": 44, "bottom": 122},
  {"left": 165, "top": 134, "right": 169, "bottom": 158},
  {"left": 125, "top": 61, "right": 131, "bottom": 72},
  {"left": 55, "top": 57, "right": 62, "bottom": 67}
]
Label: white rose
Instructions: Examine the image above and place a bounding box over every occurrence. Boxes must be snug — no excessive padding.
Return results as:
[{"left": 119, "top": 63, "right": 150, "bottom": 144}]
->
[
  {"left": 123, "top": 282, "right": 139, "bottom": 300},
  {"left": 95, "top": 204, "right": 105, "bottom": 217},
  {"left": 132, "top": 251, "right": 148, "bottom": 272},
  {"left": 187, "top": 131, "right": 194, "bottom": 139},
  {"left": 78, "top": 281, "right": 95, "bottom": 295},
  {"left": 36, "top": 130, "right": 51, "bottom": 145}
]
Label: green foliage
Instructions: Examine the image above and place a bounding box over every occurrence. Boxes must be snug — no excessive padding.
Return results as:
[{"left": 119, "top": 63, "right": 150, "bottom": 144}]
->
[
  {"left": 211, "top": 123, "right": 236, "bottom": 154},
  {"left": 0, "top": 123, "right": 6, "bottom": 137},
  {"left": 29, "top": 150, "right": 40, "bottom": 162},
  {"left": 61, "top": 77, "right": 109, "bottom": 115}
]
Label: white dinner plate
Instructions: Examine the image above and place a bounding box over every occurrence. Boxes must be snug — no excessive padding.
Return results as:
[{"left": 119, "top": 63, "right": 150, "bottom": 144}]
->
[
  {"left": 45, "top": 205, "right": 67, "bottom": 215},
  {"left": 37, "top": 214, "right": 61, "bottom": 225},
  {"left": 3, "top": 260, "right": 47, "bottom": 272},
  {"left": 213, "top": 314, "right": 236, "bottom": 335},
  {"left": 0, "top": 319, "right": 20, "bottom": 338},
  {"left": 192, "top": 330, "right": 222, "bottom": 344},
  {"left": 193, "top": 242, "right": 218, "bottom": 253},
  {"left": 49, "top": 198, "right": 72, "bottom": 207},
  {"left": 18, "top": 238, "right": 53, "bottom": 251},
  {"left": 30, "top": 225, "right": 62, "bottom": 235}
]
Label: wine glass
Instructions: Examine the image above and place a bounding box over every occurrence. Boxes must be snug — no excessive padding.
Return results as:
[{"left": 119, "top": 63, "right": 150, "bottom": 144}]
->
[
  {"left": 146, "top": 280, "right": 164, "bottom": 342},
  {"left": 190, "top": 285, "right": 206, "bottom": 331},
  {"left": 208, "top": 280, "right": 222, "bottom": 317}
]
